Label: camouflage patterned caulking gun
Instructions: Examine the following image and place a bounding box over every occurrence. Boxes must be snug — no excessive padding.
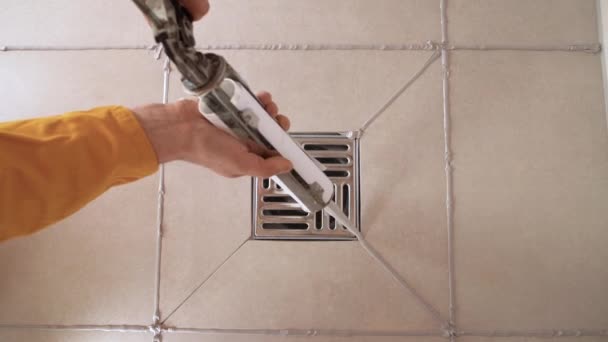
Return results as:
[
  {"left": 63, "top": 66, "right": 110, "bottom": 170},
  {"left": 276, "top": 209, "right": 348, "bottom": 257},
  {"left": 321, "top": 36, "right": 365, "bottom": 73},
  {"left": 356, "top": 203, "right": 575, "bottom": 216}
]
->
[{"left": 131, "top": 0, "right": 358, "bottom": 232}]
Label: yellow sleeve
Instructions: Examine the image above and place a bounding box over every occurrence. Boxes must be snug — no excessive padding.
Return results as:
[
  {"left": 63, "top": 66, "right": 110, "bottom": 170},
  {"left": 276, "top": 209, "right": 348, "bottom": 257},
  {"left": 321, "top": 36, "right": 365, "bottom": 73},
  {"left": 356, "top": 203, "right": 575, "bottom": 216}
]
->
[{"left": 0, "top": 106, "right": 159, "bottom": 241}]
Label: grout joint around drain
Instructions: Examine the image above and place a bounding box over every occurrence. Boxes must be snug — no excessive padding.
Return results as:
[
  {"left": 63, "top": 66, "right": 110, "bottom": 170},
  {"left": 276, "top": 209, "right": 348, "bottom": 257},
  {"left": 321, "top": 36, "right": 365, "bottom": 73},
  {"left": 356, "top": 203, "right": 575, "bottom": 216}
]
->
[{"left": 252, "top": 132, "right": 361, "bottom": 240}]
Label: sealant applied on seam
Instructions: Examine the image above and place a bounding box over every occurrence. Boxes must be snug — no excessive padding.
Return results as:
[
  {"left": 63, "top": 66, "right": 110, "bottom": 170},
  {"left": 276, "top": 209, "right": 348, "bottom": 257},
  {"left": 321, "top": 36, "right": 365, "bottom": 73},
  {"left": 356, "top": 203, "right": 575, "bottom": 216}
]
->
[{"left": 324, "top": 201, "right": 358, "bottom": 237}]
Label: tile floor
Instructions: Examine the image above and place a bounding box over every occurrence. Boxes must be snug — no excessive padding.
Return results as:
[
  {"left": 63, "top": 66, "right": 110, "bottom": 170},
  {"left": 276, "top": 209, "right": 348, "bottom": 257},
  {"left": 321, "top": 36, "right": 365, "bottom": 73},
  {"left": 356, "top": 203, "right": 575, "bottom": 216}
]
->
[{"left": 1, "top": 0, "right": 607, "bottom": 341}]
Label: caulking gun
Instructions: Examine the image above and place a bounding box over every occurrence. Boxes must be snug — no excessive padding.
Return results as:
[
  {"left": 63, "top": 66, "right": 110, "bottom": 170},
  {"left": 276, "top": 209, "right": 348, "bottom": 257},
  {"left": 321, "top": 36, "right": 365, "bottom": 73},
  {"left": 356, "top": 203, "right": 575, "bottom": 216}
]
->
[{"left": 131, "top": 0, "right": 358, "bottom": 231}]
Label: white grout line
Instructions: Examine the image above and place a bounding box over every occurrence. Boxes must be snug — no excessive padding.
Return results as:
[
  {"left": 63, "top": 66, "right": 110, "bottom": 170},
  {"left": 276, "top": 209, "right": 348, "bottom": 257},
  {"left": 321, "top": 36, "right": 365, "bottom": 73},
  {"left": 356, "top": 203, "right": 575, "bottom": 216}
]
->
[
  {"left": 164, "top": 327, "right": 444, "bottom": 337},
  {"left": 2, "top": 324, "right": 605, "bottom": 338},
  {"left": 0, "top": 45, "right": 158, "bottom": 51},
  {"left": 149, "top": 56, "right": 172, "bottom": 342},
  {"left": 196, "top": 42, "right": 438, "bottom": 51},
  {"left": 160, "top": 238, "right": 250, "bottom": 325},
  {"left": 0, "top": 42, "right": 601, "bottom": 53},
  {"left": 0, "top": 324, "right": 150, "bottom": 333},
  {"left": 440, "top": 1, "right": 456, "bottom": 339},
  {"left": 359, "top": 50, "right": 441, "bottom": 136},
  {"left": 447, "top": 43, "right": 601, "bottom": 53},
  {"left": 458, "top": 329, "right": 608, "bottom": 337},
  {"left": 440, "top": 0, "right": 449, "bottom": 45}
]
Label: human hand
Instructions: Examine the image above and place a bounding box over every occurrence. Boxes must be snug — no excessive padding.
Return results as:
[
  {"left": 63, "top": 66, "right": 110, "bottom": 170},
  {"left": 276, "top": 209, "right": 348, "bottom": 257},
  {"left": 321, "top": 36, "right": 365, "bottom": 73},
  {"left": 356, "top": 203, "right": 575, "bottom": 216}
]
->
[
  {"left": 132, "top": 93, "right": 293, "bottom": 178},
  {"left": 179, "top": 0, "right": 210, "bottom": 21}
]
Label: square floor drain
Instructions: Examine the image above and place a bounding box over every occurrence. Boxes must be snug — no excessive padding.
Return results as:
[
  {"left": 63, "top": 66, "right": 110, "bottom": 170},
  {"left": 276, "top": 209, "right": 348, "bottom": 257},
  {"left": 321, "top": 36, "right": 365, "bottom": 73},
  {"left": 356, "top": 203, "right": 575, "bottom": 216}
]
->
[{"left": 252, "top": 132, "right": 361, "bottom": 240}]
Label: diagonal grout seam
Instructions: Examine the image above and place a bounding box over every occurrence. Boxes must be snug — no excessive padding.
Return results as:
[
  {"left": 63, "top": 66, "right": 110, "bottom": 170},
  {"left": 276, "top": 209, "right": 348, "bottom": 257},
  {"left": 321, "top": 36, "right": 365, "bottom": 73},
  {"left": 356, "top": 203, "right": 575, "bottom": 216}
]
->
[
  {"left": 159, "top": 237, "right": 250, "bottom": 325},
  {"left": 440, "top": 0, "right": 456, "bottom": 339},
  {"left": 0, "top": 42, "right": 601, "bottom": 53},
  {"left": 359, "top": 50, "right": 442, "bottom": 136}
]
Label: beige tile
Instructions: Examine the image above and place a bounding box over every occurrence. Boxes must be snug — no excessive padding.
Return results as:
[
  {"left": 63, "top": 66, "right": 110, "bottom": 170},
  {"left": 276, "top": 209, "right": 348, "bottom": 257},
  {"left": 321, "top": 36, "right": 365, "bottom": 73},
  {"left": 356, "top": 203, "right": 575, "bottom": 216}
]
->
[
  {"left": 165, "top": 241, "right": 441, "bottom": 330},
  {"left": 449, "top": 0, "right": 599, "bottom": 45},
  {"left": 0, "top": 0, "right": 438, "bottom": 47},
  {"left": 361, "top": 61, "right": 449, "bottom": 318},
  {"left": 159, "top": 161, "right": 251, "bottom": 321},
  {"left": 0, "top": 174, "right": 158, "bottom": 324},
  {"left": 0, "top": 50, "right": 163, "bottom": 324},
  {"left": 165, "top": 334, "right": 445, "bottom": 342},
  {"left": 196, "top": 0, "right": 439, "bottom": 45},
  {"left": 0, "top": 0, "right": 152, "bottom": 46},
  {"left": 451, "top": 51, "right": 608, "bottom": 329},
  {"left": 169, "top": 50, "right": 439, "bottom": 132},
  {"left": 0, "top": 329, "right": 150, "bottom": 342},
  {"left": 0, "top": 51, "right": 163, "bottom": 121}
]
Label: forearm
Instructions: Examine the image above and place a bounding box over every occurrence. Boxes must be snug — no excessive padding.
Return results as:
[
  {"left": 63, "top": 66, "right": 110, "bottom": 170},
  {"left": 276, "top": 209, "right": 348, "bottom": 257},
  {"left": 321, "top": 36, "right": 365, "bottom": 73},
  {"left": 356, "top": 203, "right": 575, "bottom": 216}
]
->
[
  {"left": 131, "top": 102, "right": 197, "bottom": 164},
  {"left": 0, "top": 106, "right": 158, "bottom": 241}
]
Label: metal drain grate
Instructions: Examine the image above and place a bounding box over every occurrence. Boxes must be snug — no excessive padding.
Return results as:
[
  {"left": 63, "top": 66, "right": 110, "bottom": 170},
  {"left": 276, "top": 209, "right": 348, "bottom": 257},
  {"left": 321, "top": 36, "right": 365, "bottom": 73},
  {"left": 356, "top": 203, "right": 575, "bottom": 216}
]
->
[{"left": 252, "top": 132, "right": 360, "bottom": 240}]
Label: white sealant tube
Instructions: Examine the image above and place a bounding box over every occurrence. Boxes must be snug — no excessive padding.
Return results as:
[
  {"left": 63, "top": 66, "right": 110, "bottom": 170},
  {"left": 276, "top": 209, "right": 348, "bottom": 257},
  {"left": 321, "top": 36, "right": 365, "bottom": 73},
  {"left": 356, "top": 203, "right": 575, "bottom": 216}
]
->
[{"left": 199, "top": 78, "right": 334, "bottom": 211}]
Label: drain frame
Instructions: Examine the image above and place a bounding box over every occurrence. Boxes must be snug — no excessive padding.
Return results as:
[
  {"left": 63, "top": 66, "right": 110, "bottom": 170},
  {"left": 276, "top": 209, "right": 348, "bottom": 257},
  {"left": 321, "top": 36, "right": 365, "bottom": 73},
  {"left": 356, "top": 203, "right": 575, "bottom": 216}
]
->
[{"left": 251, "top": 132, "right": 361, "bottom": 240}]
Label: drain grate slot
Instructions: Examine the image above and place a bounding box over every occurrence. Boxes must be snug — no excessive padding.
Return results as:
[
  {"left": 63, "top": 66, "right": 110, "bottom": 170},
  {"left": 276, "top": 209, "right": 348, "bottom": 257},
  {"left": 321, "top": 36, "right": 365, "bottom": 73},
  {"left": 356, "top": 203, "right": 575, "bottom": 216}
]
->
[
  {"left": 252, "top": 132, "right": 360, "bottom": 240},
  {"left": 342, "top": 184, "right": 350, "bottom": 218},
  {"left": 262, "top": 209, "right": 308, "bottom": 217},
  {"left": 315, "top": 211, "right": 322, "bottom": 229},
  {"left": 262, "top": 223, "right": 308, "bottom": 230},
  {"left": 303, "top": 144, "right": 349, "bottom": 151},
  {"left": 315, "top": 157, "right": 349, "bottom": 165},
  {"left": 324, "top": 170, "right": 350, "bottom": 178},
  {"left": 262, "top": 196, "right": 295, "bottom": 203}
]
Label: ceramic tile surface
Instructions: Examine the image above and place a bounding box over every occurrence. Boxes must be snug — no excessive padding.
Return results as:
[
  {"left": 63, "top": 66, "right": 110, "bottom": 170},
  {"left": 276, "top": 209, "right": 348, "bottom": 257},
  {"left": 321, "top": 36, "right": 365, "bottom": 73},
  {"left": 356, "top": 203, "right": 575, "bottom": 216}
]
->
[
  {"left": 0, "top": 51, "right": 163, "bottom": 120},
  {"left": 0, "top": 0, "right": 151, "bottom": 46},
  {"left": 160, "top": 161, "right": 251, "bottom": 320},
  {"left": 165, "top": 241, "right": 440, "bottom": 330},
  {"left": 361, "top": 60, "right": 449, "bottom": 318},
  {"left": 0, "top": 51, "right": 163, "bottom": 325},
  {"left": 451, "top": 51, "right": 608, "bottom": 329},
  {"left": 170, "top": 50, "right": 439, "bottom": 132},
  {"left": 195, "top": 0, "right": 440, "bottom": 45},
  {"left": 0, "top": 174, "right": 158, "bottom": 324},
  {"left": 449, "top": 0, "right": 599, "bottom": 45}
]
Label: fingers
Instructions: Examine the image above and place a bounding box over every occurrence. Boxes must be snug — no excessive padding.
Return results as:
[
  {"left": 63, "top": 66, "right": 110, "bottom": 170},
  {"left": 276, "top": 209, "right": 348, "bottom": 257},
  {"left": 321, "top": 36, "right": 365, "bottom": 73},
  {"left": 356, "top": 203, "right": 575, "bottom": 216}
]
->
[
  {"left": 264, "top": 102, "right": 279, "bottom": 117},
  {"left": 179, "top": 0, "right": 210, "bottom": 21},
  {"left": 257, "top": 91, "right": 272, "bottom": 106},
  {"left": 207, "top": 128, "right": 293, "bottom": 178},
  {"left": 276, "top": 115, "right": 291, "bottom": 131},
  {"left": 239, "top": 154, "right": 293, "bottom": 178},
  {"left": 257, "top": 91, "right": 290, "bottom": 131}
]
